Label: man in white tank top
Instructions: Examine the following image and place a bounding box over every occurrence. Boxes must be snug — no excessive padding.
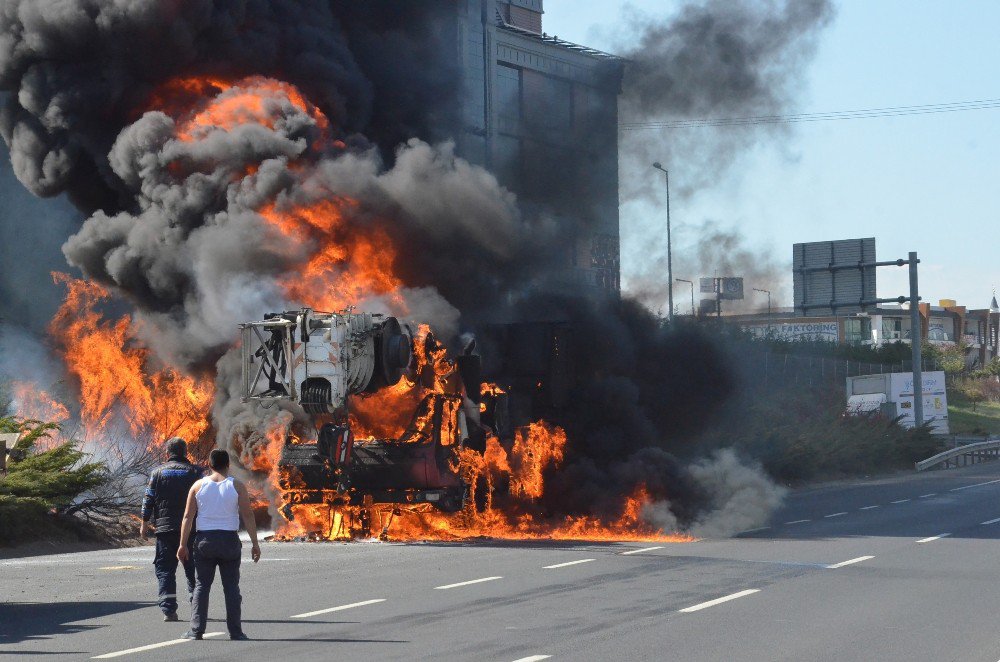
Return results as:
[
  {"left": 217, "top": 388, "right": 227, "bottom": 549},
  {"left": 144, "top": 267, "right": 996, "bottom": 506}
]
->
[{"left": 176, "top": 449, "right": 261, "bottom": 640}]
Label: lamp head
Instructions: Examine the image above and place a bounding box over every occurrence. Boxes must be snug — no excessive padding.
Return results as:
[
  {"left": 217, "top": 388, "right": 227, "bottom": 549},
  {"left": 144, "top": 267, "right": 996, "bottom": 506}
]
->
[{"left": 652, "top": 162, "right": 663, "bottom": 170}]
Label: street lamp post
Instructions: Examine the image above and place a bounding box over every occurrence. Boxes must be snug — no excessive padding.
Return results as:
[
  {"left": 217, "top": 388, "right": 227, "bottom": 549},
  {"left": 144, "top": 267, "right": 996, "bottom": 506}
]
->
[
  {"left": 652, "top": 162, "right": 673, "bottom": 323},
  {"left": 676, "top": 278, "right": 694, "bottom": 316},
  {"left": 753, "top": 288, "right": 772, "bottom": 333}
]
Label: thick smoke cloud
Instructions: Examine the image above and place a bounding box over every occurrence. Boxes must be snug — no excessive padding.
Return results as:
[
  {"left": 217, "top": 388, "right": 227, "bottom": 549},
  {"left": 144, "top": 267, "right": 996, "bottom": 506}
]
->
[
  {"left": 0, "top": 0, "right": 809, "bottom": 533},
  {"left": 60, "top": 81, "right": 540, "bottom": 368},
  {"left": 618, "top": 0, "right": 835, "bottom": 199},
  {"left": 628, "top": 221, "right": 788, "bottom": 316},
  {"left": 614, "top": 0, "right": 832, "bottom": 317},
  {"left": 639, "top": 449, "right": 785, "bottom": 537},
  {"left": 0, "top": 0, "right": 369, "bottom": 211}
]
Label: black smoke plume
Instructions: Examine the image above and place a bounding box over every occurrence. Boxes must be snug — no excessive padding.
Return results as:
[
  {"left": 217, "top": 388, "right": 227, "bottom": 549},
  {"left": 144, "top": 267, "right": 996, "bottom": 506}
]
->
[
  {"left": 613, "top": 0, "right": 832, "bottom": 318},
  {"left": 0, "top": 0, "right": 822, "bottom": 534},
  {"left": 618, "top": 0, "right": 835, "bottom": 199}
]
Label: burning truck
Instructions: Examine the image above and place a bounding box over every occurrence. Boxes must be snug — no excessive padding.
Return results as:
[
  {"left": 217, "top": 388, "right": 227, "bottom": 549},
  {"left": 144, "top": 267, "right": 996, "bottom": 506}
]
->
[{"left": 240, "top": 308, "right": 511, "bottom": 539}]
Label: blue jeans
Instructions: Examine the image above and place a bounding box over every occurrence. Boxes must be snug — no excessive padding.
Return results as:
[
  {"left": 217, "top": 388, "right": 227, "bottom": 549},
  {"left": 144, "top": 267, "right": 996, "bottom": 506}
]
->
[
  {"left": 154, "top": 531, "right": 195, "bottom": 615},
  {"left": 190, "top": 530, "right": 243, "bottom": 636}
]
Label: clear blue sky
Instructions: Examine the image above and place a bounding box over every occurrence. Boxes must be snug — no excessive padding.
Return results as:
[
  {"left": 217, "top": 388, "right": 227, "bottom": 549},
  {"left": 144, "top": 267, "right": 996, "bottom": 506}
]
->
[{"left": 547, "top": 0, "right": 1000, "bottom": 311}]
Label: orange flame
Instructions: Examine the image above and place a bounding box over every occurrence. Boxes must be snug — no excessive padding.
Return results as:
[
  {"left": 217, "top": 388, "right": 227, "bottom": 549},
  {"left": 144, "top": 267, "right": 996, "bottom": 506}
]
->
[
  {"left": 10, "top": 383, "right": 70, "bottom": 425},
  {"left": 258, "top": 199, "right": 404, "bottom": 313},
  {"left": 48, "top": 273, "right": 212, "bottom": 447}
]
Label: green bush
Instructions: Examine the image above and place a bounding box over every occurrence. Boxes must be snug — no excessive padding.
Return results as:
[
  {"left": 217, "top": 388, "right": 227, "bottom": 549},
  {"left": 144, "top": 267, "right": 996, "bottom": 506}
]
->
[
  {"left": 707, "top": 384, "right": 943, "bottom": 484},
  {"left": 0, "top": 416, "right": 107, "bottom": 545}
]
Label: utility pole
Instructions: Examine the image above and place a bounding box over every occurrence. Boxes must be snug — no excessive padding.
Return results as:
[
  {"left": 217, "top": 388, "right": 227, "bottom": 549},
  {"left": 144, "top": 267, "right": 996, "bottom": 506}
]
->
[
  {"left": 753, "top": 288, "right": 772, "bottom": 333},
  {"left": 652, "top": 162, "right": 673, "bottom": 322},
  {"left": 676, "top": 278, "right": 694, "bottom": 316},
  {"left": 909, "top": 252, "right": 923, "bottom": 427}
]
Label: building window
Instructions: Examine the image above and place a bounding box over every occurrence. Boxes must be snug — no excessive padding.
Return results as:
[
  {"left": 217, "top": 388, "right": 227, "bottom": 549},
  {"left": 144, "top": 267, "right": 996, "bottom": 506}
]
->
[
  {"left": 591, "top": 233, "right": 620, "bottom": 293},
  {"left": 522, "top": 70, "right": 572, "bottom": 135},
  {"left": 928, "top": 317, "right": 955, "bottom": 342},
  {"left": 845, "top": 318, "right": 870, "bottom": 344},
  {"left": 496, "top": 64, "right": 522, "bottom": 135},
  {"left": 883, "top": 318, "right": 902, "bottom": 340}
]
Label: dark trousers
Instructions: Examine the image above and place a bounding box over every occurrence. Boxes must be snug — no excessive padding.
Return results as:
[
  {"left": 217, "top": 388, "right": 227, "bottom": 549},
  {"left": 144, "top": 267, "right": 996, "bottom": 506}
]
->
[
  {"left": 154, "top": 531, "right": 195, "bottom": 615},
  {"left": 190, "top": 530, "right": 243, "bottom": 636}
]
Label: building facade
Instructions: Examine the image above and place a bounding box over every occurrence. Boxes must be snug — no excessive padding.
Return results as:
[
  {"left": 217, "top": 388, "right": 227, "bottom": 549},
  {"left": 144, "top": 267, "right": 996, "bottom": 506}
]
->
[
  {"left": 452, "top": 1, "right": 625, "bottom": 296},
  {"left": 728, "top": 298, "right": 1000, "bottom": 369}
]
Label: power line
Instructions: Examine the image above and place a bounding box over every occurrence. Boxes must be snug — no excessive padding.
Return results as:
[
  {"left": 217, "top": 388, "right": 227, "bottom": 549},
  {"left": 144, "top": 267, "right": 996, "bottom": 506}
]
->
[{"left": 619, "top": 98, "right": 1000, "bottom": 130}]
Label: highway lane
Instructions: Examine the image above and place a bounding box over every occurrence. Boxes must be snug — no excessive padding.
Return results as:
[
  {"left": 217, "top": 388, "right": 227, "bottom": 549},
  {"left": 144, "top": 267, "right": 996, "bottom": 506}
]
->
[{"left": 5, "top": 462, "right": 1000, "bottom": 661}]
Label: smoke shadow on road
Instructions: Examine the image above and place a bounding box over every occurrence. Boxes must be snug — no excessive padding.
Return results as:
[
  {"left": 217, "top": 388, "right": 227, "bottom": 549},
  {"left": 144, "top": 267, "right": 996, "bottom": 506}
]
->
[{"left": 0, "top": 601, "right": 152, "bottom": 645}]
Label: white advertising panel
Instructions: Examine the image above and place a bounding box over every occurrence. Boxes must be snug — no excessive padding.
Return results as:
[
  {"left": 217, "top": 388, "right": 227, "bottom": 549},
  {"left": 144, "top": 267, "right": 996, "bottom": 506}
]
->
[
  {"left": 744, "top": 321, "right": 839, "bottom": 342},
  {"left": 889, "top": 371, "right": 949, "bottom": 433}
]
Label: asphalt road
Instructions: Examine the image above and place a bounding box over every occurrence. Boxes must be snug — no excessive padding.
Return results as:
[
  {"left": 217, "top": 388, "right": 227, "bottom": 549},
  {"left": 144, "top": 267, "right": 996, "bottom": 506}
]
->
[{"left": 6, "top": 462, "right": 1000, "bottom": 661}]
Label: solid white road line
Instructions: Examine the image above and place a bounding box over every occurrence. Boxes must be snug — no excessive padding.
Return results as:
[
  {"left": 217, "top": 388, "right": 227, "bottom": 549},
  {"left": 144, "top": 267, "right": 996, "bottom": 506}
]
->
[
  {"left": 826, "top": 555, "right": 875, "bottom": 569},
  {"left": 511, "top": 656, "right": 552, "bottom": 662},
  {"left": 544, "top": 559, "right": 596, "bottom": 569},
  {"left": 919, "top": 493, "right": 937, "bottom": 498},
  {"left": 621, "top": 546, "right": 664, "bottom": 555},
  {"left": 785, "top": 519, "right": 811, "bottom": 525},
  {"left": 291, "top": 599, "right": 387, "bottom": 619},
  {"left": 890, "top": 499, "right": 911, "bottom": 504},
  {"left": 825, "top": 512, "right": 847, "bottom": 518},
  {"left": 951, "top": 479, "right": 1000, "bottom": 492},
  {"left": 981, "top": 517, "right": 1000, "bottom": 525},
  {"left": 435, "top": 576, "right": 503, "bottom": 590},
  {"left": 679, "top": 589, "right": 760, "bottom": 613},
  {"left": 92, "top": 633, "right": 223, "bottom": 658},
  {"left": 916, "top": 534, "right": 951, "bottom": 543},
  {"left": 860, "top": 505, "right": 879, "bottom": 510}
]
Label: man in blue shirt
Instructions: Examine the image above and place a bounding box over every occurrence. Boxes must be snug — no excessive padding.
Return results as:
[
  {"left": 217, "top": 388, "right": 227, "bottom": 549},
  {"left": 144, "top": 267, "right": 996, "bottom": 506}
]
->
[{"left": 140, "top": 437, "right": 203, "bottom": 621}]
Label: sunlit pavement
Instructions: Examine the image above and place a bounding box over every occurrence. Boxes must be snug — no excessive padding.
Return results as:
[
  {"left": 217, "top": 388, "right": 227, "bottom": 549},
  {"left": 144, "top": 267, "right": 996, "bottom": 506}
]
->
[{"left": 6, "top": 462, "right": 1000, "bottom": 661}]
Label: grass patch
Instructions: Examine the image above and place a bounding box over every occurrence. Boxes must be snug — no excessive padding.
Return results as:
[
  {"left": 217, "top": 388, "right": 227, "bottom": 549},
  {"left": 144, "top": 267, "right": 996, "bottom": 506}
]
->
[{"left": 948, "top": 391, "right": 1000, "bottom": 436}]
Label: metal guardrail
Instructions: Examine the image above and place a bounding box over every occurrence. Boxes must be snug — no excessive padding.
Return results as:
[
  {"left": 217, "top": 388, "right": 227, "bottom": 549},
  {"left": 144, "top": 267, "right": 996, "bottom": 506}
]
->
[{"left": 915, "top": 437, "right": 1000, "bottom": 471}]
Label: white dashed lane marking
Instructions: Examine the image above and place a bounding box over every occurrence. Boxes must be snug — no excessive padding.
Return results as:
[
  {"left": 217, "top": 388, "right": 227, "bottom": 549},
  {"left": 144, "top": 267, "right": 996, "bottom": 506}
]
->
[
  {"left": 919, "top": 493, "right": 936, "bottom": 498},
  {"left": 621, "top": 546, "right": 664, "bottom": 555},
  {"left": 291, "top": 599, "right": 386, "bottom": 619},
  {"left": 511, "top": 656, "right": 552, "bottom": 662},
  {"left": 679, "top": 589, "right": 760, "bottom": 613},
  {"left": 916, "top": 534, "right": 951, "bottom": 544},
  {"left": 860, "top": 505, "right": 879, "bottom": 510},
  {"left": 951, "top": 479, "right": 1000, "bottom": 492},
  {"left": 825, "top": 512, "right": 847, "bottom": 518},
  {"left": 891, "top": 499, "right": 911, "bottom": 504},
  {"left": 544, "top": 559, "right": 596, "bottom": 569},
  {"left": 92, "top": 633, "right": 223, "bottom": 658},
  {"left": 826, "top": 556, "right": 875, "bottom": 569},
  {"left": 785, "top": 519, "right": 811, "bottom": 525},
  {"left": 982, "top": 517, "right": 1000, "bottom": 525},
  {"left": 434, "top": 576, "right": 503, "bottom": 590}
]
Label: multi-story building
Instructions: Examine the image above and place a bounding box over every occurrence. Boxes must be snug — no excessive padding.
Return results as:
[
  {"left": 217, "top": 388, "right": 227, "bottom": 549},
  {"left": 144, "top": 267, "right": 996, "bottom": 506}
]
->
[
  {"left": 726, "top": 297, "right": 1000, "bottom": 369},
  {"left": 453, "top": 1, "right": 625, "bottom": 296}
]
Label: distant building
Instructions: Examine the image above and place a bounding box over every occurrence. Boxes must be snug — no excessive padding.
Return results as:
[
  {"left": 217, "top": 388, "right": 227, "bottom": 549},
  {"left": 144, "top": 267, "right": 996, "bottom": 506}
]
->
[
  {"left": 452, "top": 1, "right": 625, "bottom": 296},
  {"left": 725, "top": 297, "right": 1000, "bottom": 369}
]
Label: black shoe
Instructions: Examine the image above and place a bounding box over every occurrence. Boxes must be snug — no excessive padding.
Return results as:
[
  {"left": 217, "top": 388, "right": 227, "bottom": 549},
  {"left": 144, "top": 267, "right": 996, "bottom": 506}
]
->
[
  {"left": 183, "top": 630, "right": 203, "bottom": 640},
  {"left": 230, "top": 632, "right": 250, "bottom": 641},
  {"left": 163, "top": 612, "right": 179, "bottom": 622}
]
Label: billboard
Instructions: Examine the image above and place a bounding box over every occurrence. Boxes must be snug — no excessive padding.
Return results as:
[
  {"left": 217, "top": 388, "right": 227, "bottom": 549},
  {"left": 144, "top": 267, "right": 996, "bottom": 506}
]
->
[
  {"left": 890, "top": 371, "right": 949, "bottom": 433},
  {"left": 744, "top": 321, "right": 839, "bottom": 342},
  {"left": 846, "top": 371, "right": 949, "bottom": 433},
  {"left": 718, "top": 277, "right": 744, "bottom": 301},
  {"left": 793, "top": 238, "right": 876, "bottom": 317}
]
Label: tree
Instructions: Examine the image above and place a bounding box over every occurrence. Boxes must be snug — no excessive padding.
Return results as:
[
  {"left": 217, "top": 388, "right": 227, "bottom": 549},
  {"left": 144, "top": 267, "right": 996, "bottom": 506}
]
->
[{"left": 0, "top": 417, "right": 107, "bottom": 544}]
